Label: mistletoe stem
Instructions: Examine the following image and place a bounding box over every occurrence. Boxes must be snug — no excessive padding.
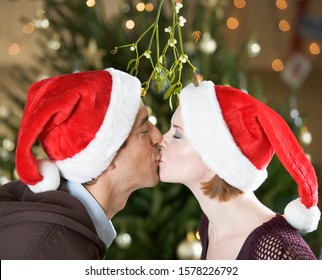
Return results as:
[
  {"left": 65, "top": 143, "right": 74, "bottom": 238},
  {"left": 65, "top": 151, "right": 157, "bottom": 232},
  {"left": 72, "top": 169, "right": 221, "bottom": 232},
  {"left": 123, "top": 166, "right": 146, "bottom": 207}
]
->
[
  {"left": 172, "top": 2, "right": 184, "bottom": 54},
  {"left": 150, "top": 0, "right": 164, "bottom": 59},
  {"left": 137, "top": 23, "right": 155, "bottom": 45}
]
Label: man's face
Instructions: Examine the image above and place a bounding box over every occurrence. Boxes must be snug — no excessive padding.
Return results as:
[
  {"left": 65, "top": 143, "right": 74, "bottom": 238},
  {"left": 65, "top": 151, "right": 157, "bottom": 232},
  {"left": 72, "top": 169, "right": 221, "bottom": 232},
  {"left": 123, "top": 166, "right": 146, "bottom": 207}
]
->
[{"left": 114, "top": 101, "right": 162, "bottom": 189}]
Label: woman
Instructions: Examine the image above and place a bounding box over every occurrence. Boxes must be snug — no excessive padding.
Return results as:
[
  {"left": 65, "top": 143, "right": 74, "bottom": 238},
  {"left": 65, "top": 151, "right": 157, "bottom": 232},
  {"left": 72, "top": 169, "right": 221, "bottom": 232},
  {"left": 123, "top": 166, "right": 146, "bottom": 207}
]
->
[{"left": 159, "top": 81, "right": 320, "bottom": 260}]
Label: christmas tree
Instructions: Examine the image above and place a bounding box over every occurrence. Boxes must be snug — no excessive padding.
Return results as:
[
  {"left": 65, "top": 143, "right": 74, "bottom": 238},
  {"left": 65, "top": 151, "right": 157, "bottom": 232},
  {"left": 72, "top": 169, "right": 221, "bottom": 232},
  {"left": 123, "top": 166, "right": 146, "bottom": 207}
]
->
[{"left": 0, "top": 0, "right": 320, "bottom": 259}]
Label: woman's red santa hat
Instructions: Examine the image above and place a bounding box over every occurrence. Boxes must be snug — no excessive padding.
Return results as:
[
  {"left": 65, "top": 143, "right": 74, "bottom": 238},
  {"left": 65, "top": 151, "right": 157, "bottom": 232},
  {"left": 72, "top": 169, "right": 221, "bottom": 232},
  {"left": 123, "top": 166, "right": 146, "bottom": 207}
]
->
[
  {"left": 16, "top": 68, "right": 141, "bottom": 193},
  {"left": 179, "top": 81, "right": 320, "bottom": 233}
]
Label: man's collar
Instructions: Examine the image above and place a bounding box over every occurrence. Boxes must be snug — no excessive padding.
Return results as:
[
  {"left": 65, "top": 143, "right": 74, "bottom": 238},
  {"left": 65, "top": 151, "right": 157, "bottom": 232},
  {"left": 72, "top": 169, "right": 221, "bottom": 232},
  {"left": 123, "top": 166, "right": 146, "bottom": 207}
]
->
[{"left": 65, "top": 181, "right": 116, "bottom": 248}]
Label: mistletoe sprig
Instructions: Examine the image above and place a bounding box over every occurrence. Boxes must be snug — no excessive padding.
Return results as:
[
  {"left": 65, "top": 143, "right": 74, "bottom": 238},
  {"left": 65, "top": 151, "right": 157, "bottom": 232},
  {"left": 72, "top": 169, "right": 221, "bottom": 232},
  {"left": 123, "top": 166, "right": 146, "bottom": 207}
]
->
[{"left": 111, "top": 0, "right": 198, "bottom": 108}]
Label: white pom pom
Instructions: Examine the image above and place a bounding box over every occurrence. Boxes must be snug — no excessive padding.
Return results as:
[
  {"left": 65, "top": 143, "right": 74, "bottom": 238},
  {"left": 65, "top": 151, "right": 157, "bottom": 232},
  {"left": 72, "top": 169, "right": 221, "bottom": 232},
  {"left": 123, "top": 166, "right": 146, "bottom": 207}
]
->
[
  {"left": 28, "top": 159, "right": 61, "bottom": 193},
  {"left": 284, "top": 198, "right": 321, "bottom": 233}
]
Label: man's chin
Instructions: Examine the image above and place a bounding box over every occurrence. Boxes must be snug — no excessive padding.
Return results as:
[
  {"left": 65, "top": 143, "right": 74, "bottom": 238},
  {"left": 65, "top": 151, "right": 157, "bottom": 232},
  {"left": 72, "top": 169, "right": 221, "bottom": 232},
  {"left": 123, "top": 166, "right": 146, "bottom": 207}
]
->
[
  {"left": 150, "top": 176, "right": 160, "bottom": 188},
  {"left": 148, "top": 172, "right": 160, "bottom": 188}
]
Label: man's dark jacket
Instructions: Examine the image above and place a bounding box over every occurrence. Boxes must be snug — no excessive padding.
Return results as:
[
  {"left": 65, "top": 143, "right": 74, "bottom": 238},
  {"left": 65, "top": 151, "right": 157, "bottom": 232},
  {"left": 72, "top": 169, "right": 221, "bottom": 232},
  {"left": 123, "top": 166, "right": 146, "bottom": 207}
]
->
[{"left": 0, "top": 180, "right": 106, "bottom": 259}]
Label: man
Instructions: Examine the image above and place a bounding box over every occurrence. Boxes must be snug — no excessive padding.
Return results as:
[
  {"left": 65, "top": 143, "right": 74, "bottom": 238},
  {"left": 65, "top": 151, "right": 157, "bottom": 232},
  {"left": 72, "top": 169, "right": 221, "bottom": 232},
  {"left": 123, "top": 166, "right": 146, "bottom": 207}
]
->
[{"left": 0, "top": 68, "right": 161, "bottom": 259}]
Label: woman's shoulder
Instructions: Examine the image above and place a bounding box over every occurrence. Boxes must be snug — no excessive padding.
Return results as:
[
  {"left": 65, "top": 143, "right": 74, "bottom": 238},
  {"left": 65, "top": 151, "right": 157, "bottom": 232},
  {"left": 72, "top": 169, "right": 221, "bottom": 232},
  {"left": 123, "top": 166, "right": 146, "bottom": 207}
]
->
[{"left": 238, "top": 214, "right": 317, "bottom": 260}]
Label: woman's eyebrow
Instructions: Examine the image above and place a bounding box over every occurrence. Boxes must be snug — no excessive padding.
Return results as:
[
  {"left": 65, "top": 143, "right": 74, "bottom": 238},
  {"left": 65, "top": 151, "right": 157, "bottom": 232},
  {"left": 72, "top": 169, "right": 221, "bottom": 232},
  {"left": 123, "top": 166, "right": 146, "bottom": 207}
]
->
[{"left": 173, "top": 124, "right": 184, "bottom": 130}]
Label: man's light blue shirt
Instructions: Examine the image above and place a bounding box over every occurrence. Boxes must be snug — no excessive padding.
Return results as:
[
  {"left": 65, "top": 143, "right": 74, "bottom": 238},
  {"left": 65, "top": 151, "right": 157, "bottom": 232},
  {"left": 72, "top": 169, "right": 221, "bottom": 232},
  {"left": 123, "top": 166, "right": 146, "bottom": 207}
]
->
[{"left": 66, "top": 181, "right": 116, "bottom": 248}]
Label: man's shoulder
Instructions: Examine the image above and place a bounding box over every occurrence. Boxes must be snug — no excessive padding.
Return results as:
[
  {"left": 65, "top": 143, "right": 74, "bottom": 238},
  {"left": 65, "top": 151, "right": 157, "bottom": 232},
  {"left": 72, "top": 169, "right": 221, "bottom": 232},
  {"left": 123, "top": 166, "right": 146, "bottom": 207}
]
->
[
  {"left": 0, "top": 180, "right": 106, "bottom": 259},
  {"left": 0, "top": 180, "right": 28, "bottom": 200},
  {"left": 0, "top": 215, "right": 104, "bottom": 259}
]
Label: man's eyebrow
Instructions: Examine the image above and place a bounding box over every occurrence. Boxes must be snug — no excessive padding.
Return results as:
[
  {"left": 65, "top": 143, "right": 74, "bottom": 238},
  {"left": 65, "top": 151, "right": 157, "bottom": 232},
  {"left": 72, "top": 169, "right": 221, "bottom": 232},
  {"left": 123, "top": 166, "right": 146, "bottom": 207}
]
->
[{"left": 137, "top": 115, "right": 149, "bottom": 128}]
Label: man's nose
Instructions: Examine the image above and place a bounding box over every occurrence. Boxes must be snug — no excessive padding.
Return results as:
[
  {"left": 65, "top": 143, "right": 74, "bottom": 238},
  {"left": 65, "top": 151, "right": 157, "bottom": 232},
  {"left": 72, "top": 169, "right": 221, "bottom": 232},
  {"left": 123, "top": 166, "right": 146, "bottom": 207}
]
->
[{"left": 149, "top": 123, "right": 162, "bottom": 146}]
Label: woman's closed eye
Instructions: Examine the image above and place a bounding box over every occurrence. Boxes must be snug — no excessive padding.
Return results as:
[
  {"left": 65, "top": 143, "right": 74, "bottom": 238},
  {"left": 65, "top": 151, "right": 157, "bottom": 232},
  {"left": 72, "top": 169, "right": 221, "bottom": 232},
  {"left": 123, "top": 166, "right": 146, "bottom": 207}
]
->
[{"left": 172, "top": 130, "right": 182, "bottom": 139}]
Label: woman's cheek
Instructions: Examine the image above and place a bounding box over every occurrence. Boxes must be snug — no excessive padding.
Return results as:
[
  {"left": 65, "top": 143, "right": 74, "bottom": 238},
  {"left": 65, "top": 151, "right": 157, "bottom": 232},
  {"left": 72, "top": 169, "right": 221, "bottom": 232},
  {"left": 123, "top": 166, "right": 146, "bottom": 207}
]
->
[
  {"left": 166, "top": 141, "right": 191, "bottom": 162},
  {"left": 166, "top": 143, "right": 201, "bottom": 181}
]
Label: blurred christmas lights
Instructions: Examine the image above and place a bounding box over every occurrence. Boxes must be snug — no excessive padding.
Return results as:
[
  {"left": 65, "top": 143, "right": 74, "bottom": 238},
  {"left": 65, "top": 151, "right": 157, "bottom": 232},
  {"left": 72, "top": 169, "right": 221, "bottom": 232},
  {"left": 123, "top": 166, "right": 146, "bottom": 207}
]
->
[
  {"left": 300, "top": 127, "right": 312, "bottom": 145},
  {"left": 125, "top": 20, "right": 135, "bottom": 29},
  {"left": 86, "top": 0, "right": 95, "bottom": 8},
  {"left": 22, "top": 22, "right": 34, "bottom": 34},
  {"left": 226, "top": 17, "right": 239, "bottom": 30},
  {"left": 234, "top": 0, "right": 246, "bottom": 9},
  {"left": 272, "top": 58, "right": 284, "bottom": 71},
  {"left": 279, "top": 19, "right": 291, "bottom": 32},
  {"left": 145, "top": 3, "right": 154, "bottom": 12},
  {"left": 32, "top": 10, "right": 49, "bottom": 29},
  {"left": 136, "top": 2, "right": 145, "bottom": 11},
  {"left": 309, "top": 42, "right": 320, "bottom": 55},
  {"left": 8, "top": 43, "right": 20, "bottom": 56},
  {"left": 276, "top": 0, "right": 288, "bottom": 10},
  {"left": 247, "top": 41, "right": 261, "bottom": 57},
  {"left": 199, "top": 32, "right": 217, "bottom": 54}
]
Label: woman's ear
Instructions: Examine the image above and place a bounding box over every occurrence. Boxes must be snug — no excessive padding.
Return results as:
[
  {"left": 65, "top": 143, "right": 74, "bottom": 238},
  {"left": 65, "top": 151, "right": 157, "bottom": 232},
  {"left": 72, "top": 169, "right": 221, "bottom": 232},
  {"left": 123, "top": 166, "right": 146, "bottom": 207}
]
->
[
  {"left": 205, "top": 167, "right": 216, "bottom": 182},
  {"left": 198, "top": 155, "right": 216, "bottom": 181}
]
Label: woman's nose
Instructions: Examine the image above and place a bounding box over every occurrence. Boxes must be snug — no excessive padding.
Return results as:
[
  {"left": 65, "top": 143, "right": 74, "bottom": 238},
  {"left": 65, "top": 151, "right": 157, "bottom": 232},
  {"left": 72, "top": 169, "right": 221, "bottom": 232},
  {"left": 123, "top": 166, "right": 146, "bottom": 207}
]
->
[{"left": 159, "top": 133, "right": 168, "bottom": 151}]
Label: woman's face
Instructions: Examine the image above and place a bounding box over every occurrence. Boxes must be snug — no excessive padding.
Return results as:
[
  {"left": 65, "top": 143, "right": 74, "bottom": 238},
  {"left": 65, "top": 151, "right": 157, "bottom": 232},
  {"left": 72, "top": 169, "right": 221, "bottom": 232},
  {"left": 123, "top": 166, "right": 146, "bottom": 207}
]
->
[{"left": 159, "top": 106, "right": 214, "bottom": 186}]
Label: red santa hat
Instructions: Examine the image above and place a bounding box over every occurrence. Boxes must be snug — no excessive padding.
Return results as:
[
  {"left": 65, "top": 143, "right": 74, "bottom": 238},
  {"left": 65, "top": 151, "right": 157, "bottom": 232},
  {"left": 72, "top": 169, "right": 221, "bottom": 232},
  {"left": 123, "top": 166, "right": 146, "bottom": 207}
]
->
[
  {"left": 16, "top": 68, "right": 141, "bottom": 193},
  {"left": 179, "top": 81, "right": 320, "bottom": 233}
]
